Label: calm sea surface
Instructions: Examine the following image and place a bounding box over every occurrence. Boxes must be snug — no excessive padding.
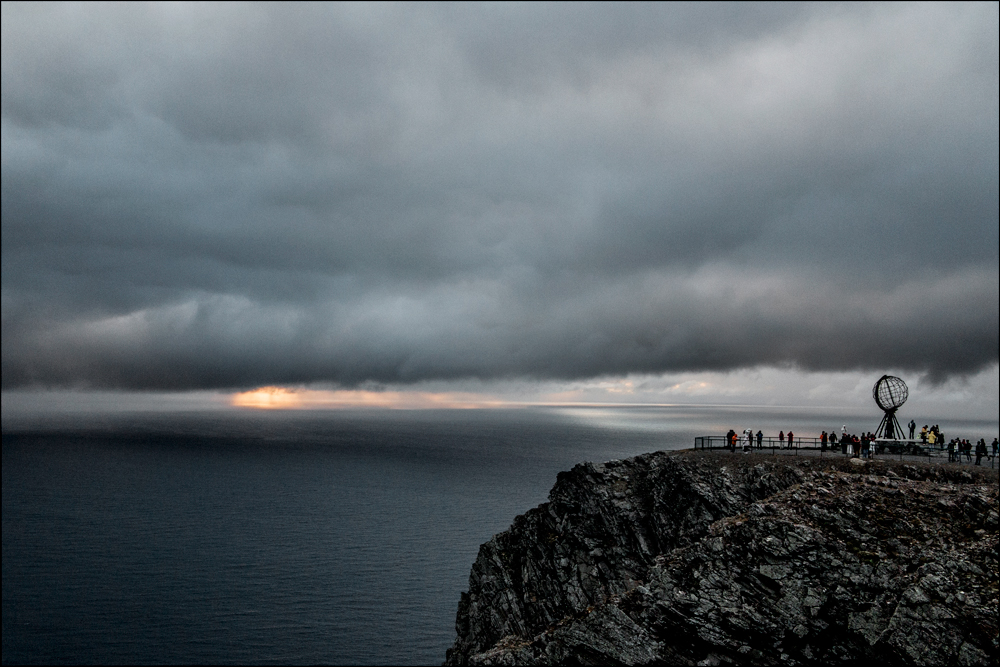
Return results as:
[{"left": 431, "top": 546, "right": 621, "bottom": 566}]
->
[{"left": 3, "top": 406, "right": 996, "bottom": 665}]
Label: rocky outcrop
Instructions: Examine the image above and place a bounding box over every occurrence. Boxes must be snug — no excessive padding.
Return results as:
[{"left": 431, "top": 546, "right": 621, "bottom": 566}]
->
[{"left": 445, "top": 452, "right": 998, "bottom": 666}]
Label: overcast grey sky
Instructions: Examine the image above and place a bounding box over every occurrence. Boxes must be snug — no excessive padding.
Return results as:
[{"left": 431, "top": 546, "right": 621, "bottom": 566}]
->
[{"left": 2, "top": 2, "right": 997, "bottom": 403}]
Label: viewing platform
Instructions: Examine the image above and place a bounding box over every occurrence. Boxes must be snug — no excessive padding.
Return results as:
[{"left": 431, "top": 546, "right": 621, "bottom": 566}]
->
[{"left": 693, "top": 435, "right": 996, "bottom": 468}]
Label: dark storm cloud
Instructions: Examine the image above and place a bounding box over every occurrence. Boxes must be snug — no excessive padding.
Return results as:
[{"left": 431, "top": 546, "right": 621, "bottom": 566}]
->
[{"left": 2, "top": 2, "right": 997, "bottom": 390}]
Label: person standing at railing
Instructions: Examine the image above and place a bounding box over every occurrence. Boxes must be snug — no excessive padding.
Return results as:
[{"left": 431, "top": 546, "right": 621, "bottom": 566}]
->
[
  {"left": 821, "top": 431, "right": 828, "bottom": 451},
  {"left": 756, "top": 430, "right": 763, "bottom": 449},
  {"left": 920, "top": 425, "right": 928, "bottom": 443},
  {"left": 908, "top": 419, "right": 916, "bottom": 440},
  {"left": 779, "top": 431, "right": 784, "bottom": 448},
  {"left": 975, "top": 439, "right": 987, "bottom": 465},
  {"left": 830, "top": 431, "right": 838, "bottom": 452},
  {"left": 992, "top": 438, "right": 998, "bottom": 459},
  {"left": 787, "top": 430, "right": 794, "bottom": 449}
]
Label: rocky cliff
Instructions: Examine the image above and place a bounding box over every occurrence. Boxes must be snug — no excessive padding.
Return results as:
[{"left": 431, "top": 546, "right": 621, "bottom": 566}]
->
[{"left": 445, "top": 451, "right": 998, "bottom": 666}]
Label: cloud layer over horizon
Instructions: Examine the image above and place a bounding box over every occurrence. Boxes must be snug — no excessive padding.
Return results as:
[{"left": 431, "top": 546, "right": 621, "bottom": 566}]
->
[{"left": 3, "top": 2, "right": 998, "bottom": 391}]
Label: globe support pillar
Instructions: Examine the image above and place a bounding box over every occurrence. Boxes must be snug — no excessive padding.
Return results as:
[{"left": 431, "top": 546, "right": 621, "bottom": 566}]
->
[{"left": 874, "top": 408, "right": 904, "bottom": 440}]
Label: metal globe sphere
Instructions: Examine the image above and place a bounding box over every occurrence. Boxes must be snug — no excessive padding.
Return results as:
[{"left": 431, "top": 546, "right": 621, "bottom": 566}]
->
[{"left": 873, "top": 375, "right": 908, "bottom": 411}]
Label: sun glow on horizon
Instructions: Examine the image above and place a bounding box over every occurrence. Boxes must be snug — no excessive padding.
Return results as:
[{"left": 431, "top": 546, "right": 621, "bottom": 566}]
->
[{"left": 229, "top": 386, "right": 511, "bottom": 410}]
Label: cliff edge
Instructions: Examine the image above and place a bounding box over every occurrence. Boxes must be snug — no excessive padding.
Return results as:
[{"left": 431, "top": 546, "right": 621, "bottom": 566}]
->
[{"left": 445, "top": 451, "right": 998, "bottom": 666}]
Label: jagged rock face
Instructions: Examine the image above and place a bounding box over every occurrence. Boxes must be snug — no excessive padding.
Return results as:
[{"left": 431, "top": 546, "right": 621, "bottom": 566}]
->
[{"left": 445, "top": 452, "right": 999, "bottom": 666}]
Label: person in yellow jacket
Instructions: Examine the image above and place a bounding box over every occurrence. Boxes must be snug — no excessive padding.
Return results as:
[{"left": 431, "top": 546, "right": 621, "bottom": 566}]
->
[{"left": 928, "top": 430, "right": 936, "bottom": 447}]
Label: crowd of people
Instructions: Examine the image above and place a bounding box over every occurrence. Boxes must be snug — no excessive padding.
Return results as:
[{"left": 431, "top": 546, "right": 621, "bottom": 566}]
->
[
  {"left": 947, "top": 438, "right": 995, "bottom": 465},
  {"left": 724, "top": 428, "right": 806, "bottom": 451},
  {"left": 826, "top": 429, "right": 879, "bottom": 458},
  {"left": 919, "top": 424, "right": 944, "bottom": 446},
  {"left": 722, "top": 426, "right": 999, "bottom": 466},
  {"left": 917, "top": 424, "right": 998, "bottom": 465}
]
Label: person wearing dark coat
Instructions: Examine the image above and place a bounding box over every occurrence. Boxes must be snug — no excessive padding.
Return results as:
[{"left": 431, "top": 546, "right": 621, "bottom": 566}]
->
[{"left": 974, "top": 439, "right": 986, "bottom": 465}]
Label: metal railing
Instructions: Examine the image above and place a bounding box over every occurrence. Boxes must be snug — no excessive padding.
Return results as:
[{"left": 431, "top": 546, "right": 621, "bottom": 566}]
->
[{"left": 693, "top": 435, "right": 997, "bottom": 468}]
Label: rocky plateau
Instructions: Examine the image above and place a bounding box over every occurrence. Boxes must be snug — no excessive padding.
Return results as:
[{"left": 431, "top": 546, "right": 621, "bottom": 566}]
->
[{"left": 445, "top": 451, "right": 998, "bottom": 665}]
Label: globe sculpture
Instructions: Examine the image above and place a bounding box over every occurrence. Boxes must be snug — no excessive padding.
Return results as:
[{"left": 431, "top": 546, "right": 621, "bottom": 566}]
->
[{"left": 873, "top": 375, "right": 908, "bottom": 440}]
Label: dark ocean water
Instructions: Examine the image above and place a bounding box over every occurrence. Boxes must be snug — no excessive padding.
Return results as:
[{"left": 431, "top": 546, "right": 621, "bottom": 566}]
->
[{"left": 3, "top": 406, "right": 996, "bottom": 665}]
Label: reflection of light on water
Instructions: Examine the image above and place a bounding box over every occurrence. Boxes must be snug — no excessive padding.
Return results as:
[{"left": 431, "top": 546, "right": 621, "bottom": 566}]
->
[
  {"left": 541, "top": 404, "right": 935, "bottom": 440},
  {"left": 548, "top": 406, "right": 700, "bottom": 433}
]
